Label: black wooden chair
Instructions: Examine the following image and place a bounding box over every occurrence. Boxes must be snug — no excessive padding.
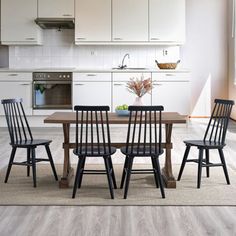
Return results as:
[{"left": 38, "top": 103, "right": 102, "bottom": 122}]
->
[
  {"left": 178, "top": 99, "right": 234, "bottom": 188},
  {"left": 72, "top": 105, "right": 117, "bottom": 199},
  {"left": 120, "top": 105, "right": 165, "bottom": 199},
  {"left": 1, "top": 98, "right": 58, "bottom": 187}
]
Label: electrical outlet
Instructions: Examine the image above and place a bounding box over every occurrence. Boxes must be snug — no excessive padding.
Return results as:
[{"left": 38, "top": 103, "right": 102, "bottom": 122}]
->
[{"left": 163, "top": 49, "right": 168, "bottom": 56}]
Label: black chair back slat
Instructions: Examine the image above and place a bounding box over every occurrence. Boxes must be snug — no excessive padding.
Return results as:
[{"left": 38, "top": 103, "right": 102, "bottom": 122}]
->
[
  {"left": 74, "top": 105, "right": 112, "bottom": 156},
  {"left": 1, "top": 99, "right": 33, "bottom": 145},
  {"left": 100, "top": 110, "right": 107, "bottom": 154},
  {"left": 105, "top": 111, "right": 112, "bottom": 154},
  {"left": 203, "top": 99, "right": 234, "bottom": 145},
  {"left": 137, "top": 110, "right": 143, "bottom": 155},
  {"left": 125, "top": 106, "right": 164, "bottom": 156},
  {"left": 95, "top": 111, "right": 101, "bottom": 155}
]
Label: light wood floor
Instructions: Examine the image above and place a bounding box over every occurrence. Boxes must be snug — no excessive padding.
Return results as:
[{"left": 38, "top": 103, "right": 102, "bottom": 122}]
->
[{"left": 0, "top": 119, "right": 236, "bottom": 236}]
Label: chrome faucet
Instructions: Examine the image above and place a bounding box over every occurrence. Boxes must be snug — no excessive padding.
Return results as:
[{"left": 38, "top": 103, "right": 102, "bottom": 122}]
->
[{"left": 119, "top": 53, "right": 130, "bottom": 69}]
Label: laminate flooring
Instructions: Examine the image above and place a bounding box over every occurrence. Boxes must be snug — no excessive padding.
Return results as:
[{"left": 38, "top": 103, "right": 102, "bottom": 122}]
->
[{"left": 0, "top": 119, "right": 236, "bottom": 236}]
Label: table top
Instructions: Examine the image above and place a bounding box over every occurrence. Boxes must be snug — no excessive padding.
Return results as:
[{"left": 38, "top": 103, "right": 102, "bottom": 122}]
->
[{"left": 44, "top": 112, "right": 187, "bottom": 124}]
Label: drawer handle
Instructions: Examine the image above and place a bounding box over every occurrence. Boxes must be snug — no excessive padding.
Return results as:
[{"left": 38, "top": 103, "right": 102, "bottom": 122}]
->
[
  {"left": 153, "top": 83, "right": 163, "bottom": 86},
  {"left": 74, "top": 83, "right": 84, "bottom": 86},
  {"left": 113, "top": 38, "right": 123, "bottom": 40},
  {"left": 166, "top": 74, "right": 175, "bottom": 76},
  {"left": 25, "top": 37, "right": 35, "bottom": 40},
  {"left": 150, "top": 38, "right": 160, "bottom": 40},
  {"left": 86, "top": 74, "right": 97, "bottom": 77},
  {"left": 114, "top": 83, "right": 123, "bottom": 86},
  {"left": 63, "top": 14, "right": 72, "bottom": 16},
  {"left": 20, "top": 83, "right": 30, "bottom": 86},
  {"left": 8, "top": 73, "right": 18, "bottom": 76},
  {"left": 76, "top": 38, "right": 86, "bottom": 40}
]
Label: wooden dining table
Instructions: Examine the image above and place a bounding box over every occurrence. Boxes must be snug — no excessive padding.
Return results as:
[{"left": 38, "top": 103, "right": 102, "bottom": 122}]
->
[{"left": 44, "top": 112, "right": 187, "bottom": 189}]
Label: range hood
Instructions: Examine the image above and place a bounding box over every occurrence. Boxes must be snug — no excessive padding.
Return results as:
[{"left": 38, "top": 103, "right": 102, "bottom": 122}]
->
[{"left": 35, "top": 18, "right": 75, "bottom": 29}]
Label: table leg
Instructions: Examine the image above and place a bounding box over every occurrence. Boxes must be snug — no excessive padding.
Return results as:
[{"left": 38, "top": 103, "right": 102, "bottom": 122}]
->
[
  {"left": 162, "top": 124, "right": 176, "bottom": 188},
  {"left": 59, "top": 123, "right": 74, "bottom": 188}
]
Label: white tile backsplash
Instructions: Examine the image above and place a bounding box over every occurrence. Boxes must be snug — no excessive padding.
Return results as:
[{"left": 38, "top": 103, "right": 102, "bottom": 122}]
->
[{"left": 9, "top": 29, "right": 180, "bottom": 69}]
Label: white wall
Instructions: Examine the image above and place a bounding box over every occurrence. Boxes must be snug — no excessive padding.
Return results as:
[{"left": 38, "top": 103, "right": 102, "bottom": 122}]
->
[
  {"left": 8, "top": 30, "right": 180, "bottom": 69},
  {"left": 228, "top": 0, "right": 236, "bottom": 120},
  {"left": 181, "top": 0, "right": 228, "bottom": 116}
]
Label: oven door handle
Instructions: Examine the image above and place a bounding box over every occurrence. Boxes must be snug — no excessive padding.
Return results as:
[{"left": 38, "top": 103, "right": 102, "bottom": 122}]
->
[{"left": 33, "top": 81, "right": 72, "bottom": 84}]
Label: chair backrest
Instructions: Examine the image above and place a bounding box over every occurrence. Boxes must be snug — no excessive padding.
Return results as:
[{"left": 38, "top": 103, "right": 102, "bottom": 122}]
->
[
  {"left": 74, "top": 105, "right": 112, "bottom": 155},
  {"left": 1, "top": 98, "right": 33, "bottom": 144},
  {"left": 125, "top": 105, "right": 164, "bottom": 155},
  {"left": 203, "top": 99, "right": 234, "bottom": 145}
]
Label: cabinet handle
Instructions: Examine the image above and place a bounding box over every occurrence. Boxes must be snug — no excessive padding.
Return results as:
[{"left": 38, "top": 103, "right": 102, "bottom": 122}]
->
[
  {"left": 76, "top": 38, "right": 86, "bottom": 40},
  {"left": 114, "top": 83, "right": 123, "bottom": 86},
  {"left": 153, "top": 83, "right": 163, "bottom": 86},
  {"left": 150, "top": 38, "right": 160, "bottom": 40},
  {"left": 8, "top": 73, "right": 18, "bottom": 76},
  {"left": 20, "top": 83, "right": 30, "bottom": 86},
  {"left": 74, "top": 83, "right": 84, "bottom": 86},
  {"left": 86, "top": 74, "right": 97, "bottom": 77},
  {"left": 165, "top": 74, "right": 175, "bottom": 76},
  {"left": 25, "top": 37, "right": 36, "bottom": 40},
  {"left": 63, "top": 14, "right": 72, "bottom": 16},
  {"left": 113, "top": 38, "right": 123, "bottom": 40}
]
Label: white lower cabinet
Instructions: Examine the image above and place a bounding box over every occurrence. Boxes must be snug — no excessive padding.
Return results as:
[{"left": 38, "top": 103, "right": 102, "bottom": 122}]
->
[
  {"left": 73, "top": 73, "right": 112, "bottom": 108},
  {"left": 112, "top": 73, "right": 152, "bottom": 111},
  {"left": 152, "top": 80, "right": 190, "bottom": 115},
  {"left": 0, "top": 81, "right": 32, "bottom": 116}
]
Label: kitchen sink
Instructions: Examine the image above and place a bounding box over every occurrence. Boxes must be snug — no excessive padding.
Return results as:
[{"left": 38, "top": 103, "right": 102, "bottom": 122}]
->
[{"left": 112, "top": 67, "right": 147, "bottom": 70}]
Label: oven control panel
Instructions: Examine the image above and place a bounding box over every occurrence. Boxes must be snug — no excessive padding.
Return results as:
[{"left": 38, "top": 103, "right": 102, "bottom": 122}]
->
[{"left": 33, "top": 72, "right": 72, "bottom": 81}]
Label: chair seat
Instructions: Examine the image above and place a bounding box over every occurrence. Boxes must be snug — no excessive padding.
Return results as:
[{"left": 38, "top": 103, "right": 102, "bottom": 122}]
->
[
  {"left": 184, "top": 140, "right": 225, "bottom": 149},
  {"left": 73, "top": 146, "right": 116, "bottom": 157},
  {"left": 121, "top": 145, "right": 164, "bottom": 156},
  {"left": 11, "top": 139, "right": 51, "bottom": 148}
]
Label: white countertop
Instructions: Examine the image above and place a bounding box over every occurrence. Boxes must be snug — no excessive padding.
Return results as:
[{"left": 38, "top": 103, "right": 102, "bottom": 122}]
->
[{"left": 0, "top": 67, "right": 190, "bottom": 73}]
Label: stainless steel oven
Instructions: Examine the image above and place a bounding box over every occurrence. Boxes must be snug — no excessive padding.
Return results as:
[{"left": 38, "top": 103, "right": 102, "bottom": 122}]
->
[{"left": 33, "top": 72, "right": 72, "bottom": 109}]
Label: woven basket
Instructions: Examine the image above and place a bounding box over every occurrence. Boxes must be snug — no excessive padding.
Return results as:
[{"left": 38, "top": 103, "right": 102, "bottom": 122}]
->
[{"left": 155, "top": 60, "right": 180, "bottom": 69}]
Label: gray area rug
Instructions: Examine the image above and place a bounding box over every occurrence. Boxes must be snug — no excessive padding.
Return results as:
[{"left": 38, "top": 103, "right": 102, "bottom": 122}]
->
[{"left": 1, "top": 164, "right": 236, "bottom": 206}]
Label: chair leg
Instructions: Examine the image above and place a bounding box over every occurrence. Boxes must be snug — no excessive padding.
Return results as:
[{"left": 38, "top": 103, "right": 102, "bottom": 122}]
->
[
  {"left": 205, "top": 149, "right": 210, "bottom": 178},
  {"left": 108, "top": 156, "right": 117, "bottom": 189},
  {"left": 4, "top": 147, "right": 17, "bottom": 183},
  {"left": 120, "top": 156, "right": 128, "bottom": 189},
  {"left": 27, "top": 148, "right": 30, "bottom": 177},
  {"left": 151, "top": 156, "right": 159, "bottom": 188},
  {"left": 153, "top": 157, "right": 165, "bottom": 198},
  {"left": 45, "top": 145, "right": 58, "bottom": 181},
  {"left": 177, "top": 145, "right": 191, "bottom": 181},
  {"left": 124, "top": 156, "right": 134, "bottom": 199},
  {"left": 72, "top": 157, "right": 85, "bottom": 198},
  {"left": 104, "top": 156, "right": 114, "bottom": 199},
  {"left": 218, "top": 149, "right": 230, "bottom": 185},
  {"left": 197, "top": 148, "right": 204, "bottom": 189},
  {"left": 78, "top": 156, "right": 86, "bottom": 188},
  {"left": 31, "top": 148, "right": 37, "bottom": 188}
]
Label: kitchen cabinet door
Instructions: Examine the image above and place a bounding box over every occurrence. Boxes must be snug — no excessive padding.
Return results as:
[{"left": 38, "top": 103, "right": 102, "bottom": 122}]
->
[
  {"left": 1, "top": 0, "right": 42, "bottom": 45},
  {"left": 73, "top": 82, "right": 112, "bottom": 107},
  {"left": 38, "top": 0, "right": 74, "bottom": 18},
  {"left": 0, "top": 82, "right": 32, "bottom": 116},
  {"left": 149, "top": 0, "right": 185, "bottom": 44},
  {"left": 112, "top": 0, "right": 148, "bottom": 42},
  {"left": 75, "top": 0, "right": 111, "bottom": 42},
  {"left": 152, "top": 81, "right": 190, "bottom": 115}
]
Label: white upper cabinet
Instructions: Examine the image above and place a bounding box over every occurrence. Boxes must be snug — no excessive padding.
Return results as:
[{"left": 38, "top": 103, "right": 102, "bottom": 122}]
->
[
  {"left": 38, "top": 0, "right": 74, "bottom": 18},
  {"left": 112, "top": 0, "right": 148, "bottom": 42},
  {"left": 75, "top": 0, "right": 111, "bottom": 43},
  {"left": 149, "top": 0, "right": 185, "bottom": 44},
  {"left": 1, "top": 0, "right": 42, "bottom": 45}
]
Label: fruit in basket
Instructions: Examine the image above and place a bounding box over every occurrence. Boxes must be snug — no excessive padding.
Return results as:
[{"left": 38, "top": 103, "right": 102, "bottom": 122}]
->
[{"left": 116, "top": 104, "right": 128, "bottom": 110}]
